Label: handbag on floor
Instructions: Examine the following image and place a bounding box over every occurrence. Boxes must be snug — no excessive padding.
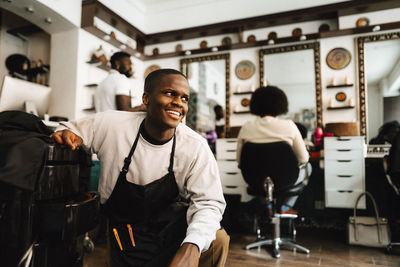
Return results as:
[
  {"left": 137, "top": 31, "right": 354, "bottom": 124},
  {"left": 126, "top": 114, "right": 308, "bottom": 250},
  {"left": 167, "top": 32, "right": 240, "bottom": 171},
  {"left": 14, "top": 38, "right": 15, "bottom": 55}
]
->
[{"left": 348, "top": 191, "right": 390, "bottom": 247}]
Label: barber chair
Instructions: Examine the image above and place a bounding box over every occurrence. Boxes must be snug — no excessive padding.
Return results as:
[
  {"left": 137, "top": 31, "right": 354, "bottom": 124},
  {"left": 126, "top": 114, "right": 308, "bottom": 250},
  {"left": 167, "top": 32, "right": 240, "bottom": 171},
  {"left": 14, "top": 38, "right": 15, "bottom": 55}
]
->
[
  {"left": 239, "top": 142, "right": 310, "bottom": 258},
  {"left": 383, "top": 134, "right": 400, "bottom": 253}
]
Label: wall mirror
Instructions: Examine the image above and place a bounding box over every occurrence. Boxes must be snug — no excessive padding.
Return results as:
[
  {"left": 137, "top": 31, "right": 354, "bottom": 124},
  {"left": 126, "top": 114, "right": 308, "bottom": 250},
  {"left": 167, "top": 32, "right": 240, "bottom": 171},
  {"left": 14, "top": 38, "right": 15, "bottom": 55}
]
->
[
  {"left": 259, "top": 42, "right": 322, "bottom": 135},
  {"left": 180, "top": 54, "right": 230, "bottom": 137},
  {"left": 357, "top": 32, "right": 400, "bottom": 142}
]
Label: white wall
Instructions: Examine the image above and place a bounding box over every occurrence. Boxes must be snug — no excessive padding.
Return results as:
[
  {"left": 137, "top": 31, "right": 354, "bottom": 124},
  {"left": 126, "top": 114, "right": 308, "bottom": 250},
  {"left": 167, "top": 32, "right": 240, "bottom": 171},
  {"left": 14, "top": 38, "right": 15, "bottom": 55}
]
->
[
  {"left": 105, "top": 0, "right": 349, "bottom": 34},
  {"left": 48, "top": 28, "right": 79, "bottom": 119},
  {"left": 36, "top": 0, "right": 81, "bottom": 27},
  {"left": 339, "top": 8, "right": 400, "bottom": 29}
]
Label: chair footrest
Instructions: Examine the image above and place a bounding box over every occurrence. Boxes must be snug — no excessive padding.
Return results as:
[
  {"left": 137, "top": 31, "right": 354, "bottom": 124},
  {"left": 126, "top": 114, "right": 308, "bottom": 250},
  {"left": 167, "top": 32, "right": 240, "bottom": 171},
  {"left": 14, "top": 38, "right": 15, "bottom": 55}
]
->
[{"left": 276, "top": 213, "right": 297, "bottom": 219}]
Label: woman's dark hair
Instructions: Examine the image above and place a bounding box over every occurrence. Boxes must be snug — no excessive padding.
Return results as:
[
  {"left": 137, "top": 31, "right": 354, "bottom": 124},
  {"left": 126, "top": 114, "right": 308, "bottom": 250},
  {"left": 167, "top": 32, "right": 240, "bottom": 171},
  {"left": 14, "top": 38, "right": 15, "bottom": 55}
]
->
[
  {"left": 370, "top": 120, "right": 400, "bottom": 144},
  {"left": 249, "top": 86, "right": 288, "bottom": 116}
]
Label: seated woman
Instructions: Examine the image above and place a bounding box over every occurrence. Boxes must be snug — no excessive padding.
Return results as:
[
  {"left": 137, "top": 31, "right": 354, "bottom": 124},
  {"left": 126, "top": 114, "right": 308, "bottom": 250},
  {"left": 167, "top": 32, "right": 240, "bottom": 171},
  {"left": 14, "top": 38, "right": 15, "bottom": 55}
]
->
[{"left": 236, "top": 86, "right": 310, "bottom": 214}]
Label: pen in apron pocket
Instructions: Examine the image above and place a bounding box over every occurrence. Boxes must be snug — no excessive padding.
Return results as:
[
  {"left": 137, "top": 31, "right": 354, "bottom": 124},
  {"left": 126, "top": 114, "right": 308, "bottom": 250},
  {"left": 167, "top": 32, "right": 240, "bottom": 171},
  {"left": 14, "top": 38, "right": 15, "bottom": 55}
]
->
[
  {"left": 127, "top": 224, "right": 136, "bottom": 247},
  {"left": 113, "top": 228, "right": 123, "bottom": 251}
]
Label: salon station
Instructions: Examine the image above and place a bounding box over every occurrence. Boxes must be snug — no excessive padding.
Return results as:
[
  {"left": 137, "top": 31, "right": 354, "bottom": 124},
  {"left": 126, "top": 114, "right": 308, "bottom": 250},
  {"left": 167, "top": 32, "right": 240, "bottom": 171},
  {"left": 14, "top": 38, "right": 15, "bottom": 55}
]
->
[{"left": 1, "top": 0, "right": 400, "bottom": 266}]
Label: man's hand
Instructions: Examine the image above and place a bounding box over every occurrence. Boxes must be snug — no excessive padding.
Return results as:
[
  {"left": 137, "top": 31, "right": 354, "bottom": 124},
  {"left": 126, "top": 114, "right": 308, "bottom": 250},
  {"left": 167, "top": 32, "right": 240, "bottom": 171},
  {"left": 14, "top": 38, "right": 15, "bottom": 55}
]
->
[
  {"left": 51, "top": 130, "right": 83, "bottom": 150},
  {"left": 168, "top": 243, "right": 199, "bottom": 267}
]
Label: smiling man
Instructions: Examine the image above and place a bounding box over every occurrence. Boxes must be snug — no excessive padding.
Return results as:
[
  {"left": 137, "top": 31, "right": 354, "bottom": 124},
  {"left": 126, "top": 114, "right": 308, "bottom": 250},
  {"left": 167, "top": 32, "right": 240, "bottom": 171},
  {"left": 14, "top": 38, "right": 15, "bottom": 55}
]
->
[{"left": 52, "top": 69, "right": 229, "bottom": 267}]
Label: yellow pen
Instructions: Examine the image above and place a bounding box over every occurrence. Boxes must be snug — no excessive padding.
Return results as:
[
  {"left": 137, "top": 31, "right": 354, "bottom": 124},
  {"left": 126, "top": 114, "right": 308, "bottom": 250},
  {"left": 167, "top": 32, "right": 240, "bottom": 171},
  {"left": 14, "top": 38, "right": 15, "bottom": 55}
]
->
[{"left": 113, "top": 228, "right": 123, "bottom": 251}]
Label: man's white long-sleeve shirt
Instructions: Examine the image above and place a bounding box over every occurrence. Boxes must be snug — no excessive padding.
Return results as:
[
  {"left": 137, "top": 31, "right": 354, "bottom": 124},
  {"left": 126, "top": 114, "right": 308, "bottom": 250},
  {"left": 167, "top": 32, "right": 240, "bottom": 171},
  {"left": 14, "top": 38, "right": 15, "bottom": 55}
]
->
[{"left": 57, "top": 111, "right": 226, "bottom": 253}]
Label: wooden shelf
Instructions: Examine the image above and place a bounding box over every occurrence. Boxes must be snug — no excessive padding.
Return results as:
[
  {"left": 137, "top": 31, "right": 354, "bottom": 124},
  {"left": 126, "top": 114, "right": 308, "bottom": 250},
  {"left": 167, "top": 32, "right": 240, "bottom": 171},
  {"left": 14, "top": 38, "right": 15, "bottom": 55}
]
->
[
  {"left": 83, "top": 107, "right": 96, "bottom": 111},
  {"left": 7, "top": 25, "right": 43, "bottom": 39},
  {"left": 327, "top": 106, "right": 355, "bottom": 110},
  {"left": 233, "top": 111, "right": 251, "bottom": 114},
  {"left": 326, "top": 84, "right": 354, "bottom": 88},
  {"left": 85, "top": 83, "right": 98, "bottom": 87},
  {"left": 233, "top": 91, "right": 254, "bottom": 95}
]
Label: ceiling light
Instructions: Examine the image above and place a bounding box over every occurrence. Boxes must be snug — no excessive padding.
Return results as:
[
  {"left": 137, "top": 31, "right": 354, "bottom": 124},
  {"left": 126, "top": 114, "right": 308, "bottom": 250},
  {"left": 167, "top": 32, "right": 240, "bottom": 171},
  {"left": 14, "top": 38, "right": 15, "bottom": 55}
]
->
[
  {"left": 44, "top": 17, "right": 52, "bottom": 24},
  {"left": 25, "top": 6, "right": 34, "bottom": 13}
]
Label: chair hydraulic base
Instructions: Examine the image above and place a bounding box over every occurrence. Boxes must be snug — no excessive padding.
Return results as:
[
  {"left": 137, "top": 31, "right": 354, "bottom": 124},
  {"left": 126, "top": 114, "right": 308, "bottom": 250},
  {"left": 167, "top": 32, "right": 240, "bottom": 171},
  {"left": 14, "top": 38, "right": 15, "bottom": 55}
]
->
[{"left": 245, "top": 213, "right": 310, "bottom": 258}]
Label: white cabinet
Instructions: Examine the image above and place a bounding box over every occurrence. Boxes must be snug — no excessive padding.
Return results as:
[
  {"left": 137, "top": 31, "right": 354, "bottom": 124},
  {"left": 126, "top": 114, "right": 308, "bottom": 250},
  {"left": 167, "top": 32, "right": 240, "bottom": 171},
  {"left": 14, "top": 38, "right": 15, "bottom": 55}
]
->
[
  {"left": 324, "top": 136, "right": 366, "bottom": 209},
  {"left": 216, "top": 138, "right": 253, "bottom": 202}
]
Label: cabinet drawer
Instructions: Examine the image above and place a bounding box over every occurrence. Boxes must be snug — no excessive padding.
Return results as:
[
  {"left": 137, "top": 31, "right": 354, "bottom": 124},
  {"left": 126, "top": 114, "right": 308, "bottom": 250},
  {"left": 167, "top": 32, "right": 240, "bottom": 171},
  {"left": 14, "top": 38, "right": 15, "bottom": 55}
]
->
[
  {"left": 324, "top": 149, "right": 362, "bottom": 160},
  {"left": 217, "top": 150, "right": 237, "bottom": 160},
  {"left": 324, "top": 137, "right": 364, "bottom": 150},
  {"left": 216, "top": 139, "right": 237, "bottom": 153},
  {"left": 324, "top": 175, "right": 364, "bottom": 190},
  {"left": 220, "top": 171, "right": 246, "bottom": 187},
  {"left": 325, "top": 189, "right": 365, "bottom": 209},
  {"left": 325, "top": 159, "right": 363, "bottom": 177},
  {"left": 217, "top": 160, "right": 240, "bottom": 173}
]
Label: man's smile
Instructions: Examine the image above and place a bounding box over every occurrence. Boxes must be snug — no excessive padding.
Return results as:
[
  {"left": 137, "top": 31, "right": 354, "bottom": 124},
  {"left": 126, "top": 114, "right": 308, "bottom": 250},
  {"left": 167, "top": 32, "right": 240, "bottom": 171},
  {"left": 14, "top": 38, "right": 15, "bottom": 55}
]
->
[{"left": 166, "top": 109, "right": 182, "bottom": 119}]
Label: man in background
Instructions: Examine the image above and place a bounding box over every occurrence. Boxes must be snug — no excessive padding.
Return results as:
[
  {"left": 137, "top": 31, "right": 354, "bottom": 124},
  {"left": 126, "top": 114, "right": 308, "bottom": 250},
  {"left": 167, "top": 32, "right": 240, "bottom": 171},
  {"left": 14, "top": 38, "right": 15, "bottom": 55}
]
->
[{"left": 94, "top": 51, "right": 145, "bottom": 112}]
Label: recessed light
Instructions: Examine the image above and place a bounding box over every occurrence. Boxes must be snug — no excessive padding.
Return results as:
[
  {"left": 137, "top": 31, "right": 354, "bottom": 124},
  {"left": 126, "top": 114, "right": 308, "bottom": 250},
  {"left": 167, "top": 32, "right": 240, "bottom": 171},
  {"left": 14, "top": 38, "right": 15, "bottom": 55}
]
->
[
  {"left": 25, "top": 6, "right": 34, "bottom": 13},
  {"left": 103, "top": 35, "right": 111, "bottom": 41},
  {"left": 268, "top": 39, "right": 275, "bottom": 45},
  {"left": 119, "top": 44, "right": 127, "bottom": 50},
  {"left": 300, "top": 35, "right": 307, "bottom": 41},
  {"left": 185, "top": 50, "right": 191, "bottom": 55},
  {"left": 211, "top": 47, "right": 218, "bottom": 52}
]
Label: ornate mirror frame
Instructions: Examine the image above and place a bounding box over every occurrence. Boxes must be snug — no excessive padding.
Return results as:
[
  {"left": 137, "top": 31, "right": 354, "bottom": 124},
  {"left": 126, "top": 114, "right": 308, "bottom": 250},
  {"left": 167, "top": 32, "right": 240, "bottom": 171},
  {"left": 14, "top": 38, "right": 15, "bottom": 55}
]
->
[
  {"left": 259, "top": 42, "right": 323, "bottom": 128},
  {"left": 180, "top": 53, "right": 231, "bottom": 136},
  {"left": 356, "top": 32, "right": 400, "bottom": 137}
]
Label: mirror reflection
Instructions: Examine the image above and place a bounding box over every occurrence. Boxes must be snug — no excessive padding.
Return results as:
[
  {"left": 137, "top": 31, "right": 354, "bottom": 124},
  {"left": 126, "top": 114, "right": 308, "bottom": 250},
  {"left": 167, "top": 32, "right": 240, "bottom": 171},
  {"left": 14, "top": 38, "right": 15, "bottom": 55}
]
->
[
  {"left": 260, "top": 43, "right": 322, "bottom": 137},
  {"left": 363, "top": 37, "right": 400, "bottom": 143},
  {"left": 180, "top": 54, "right": 230, "bottom": 137}
]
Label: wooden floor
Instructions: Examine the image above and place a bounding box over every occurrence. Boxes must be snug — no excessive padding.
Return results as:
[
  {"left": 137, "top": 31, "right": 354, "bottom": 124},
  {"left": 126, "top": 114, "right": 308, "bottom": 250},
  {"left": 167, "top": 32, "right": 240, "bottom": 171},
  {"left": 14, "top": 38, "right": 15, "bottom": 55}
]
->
[{"left": 84, "top": 228, "right": 400, "bottom": 267}]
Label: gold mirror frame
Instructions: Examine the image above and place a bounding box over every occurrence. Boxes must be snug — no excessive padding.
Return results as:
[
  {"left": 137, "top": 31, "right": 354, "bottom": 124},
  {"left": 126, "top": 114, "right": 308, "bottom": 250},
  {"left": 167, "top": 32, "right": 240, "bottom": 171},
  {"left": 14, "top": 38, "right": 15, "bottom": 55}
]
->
[
  {"left": 259, "top": 42, "right": 323, "bottom": 128},
  {"left": 356, "top": 32, "right": 400, "bottom": 137},
  {"left": 180, "top": 53, "right": 231, "bottom": 136}
]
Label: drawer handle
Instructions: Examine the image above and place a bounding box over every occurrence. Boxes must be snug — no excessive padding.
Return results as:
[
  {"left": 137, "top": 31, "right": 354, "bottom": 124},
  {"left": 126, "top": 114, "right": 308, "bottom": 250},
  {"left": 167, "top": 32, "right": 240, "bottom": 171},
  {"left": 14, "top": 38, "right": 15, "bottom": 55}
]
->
[
  {"left": 225, "top": 185, "right": 238, "bottom": 189},
  {"left": 337, "top": 138, "right": 351, "bottom": 141},
  {"left": 226, "top": 149, "right": 236, "bottom": 152},
  {"left": 225, "top": 172, "right": 238, "bottom": 175},
  {"left": 224, "top": 159, "right": 236, "bottom": 162},
  {"left": 226, "top": 140, "right": 237, "bottom": 143},
  {"left": 338, "top": 190, "right": 353, "bottom": 193},
  {"left": 337, "top": 149, "right": 351, "bottom": 152},
  {"left": 337, "top": 175, "right": 352, "bottom": 178},
  {"left": 337, "top": 160, "right": 352, "bottom": 162}
]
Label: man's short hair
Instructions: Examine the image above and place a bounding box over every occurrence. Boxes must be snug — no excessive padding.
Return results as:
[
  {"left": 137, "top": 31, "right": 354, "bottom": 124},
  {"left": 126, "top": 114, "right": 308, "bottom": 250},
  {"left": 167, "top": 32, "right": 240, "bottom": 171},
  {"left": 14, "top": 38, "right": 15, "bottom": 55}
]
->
[
  {"left": 110, "top": 51, "right": 131, "bottom": 69},
  {"left": 144, "top": 69, "right": 187, "bottom": 93},
  {"left": 250, "top": 86, "right": 288, "bottom": 117}
]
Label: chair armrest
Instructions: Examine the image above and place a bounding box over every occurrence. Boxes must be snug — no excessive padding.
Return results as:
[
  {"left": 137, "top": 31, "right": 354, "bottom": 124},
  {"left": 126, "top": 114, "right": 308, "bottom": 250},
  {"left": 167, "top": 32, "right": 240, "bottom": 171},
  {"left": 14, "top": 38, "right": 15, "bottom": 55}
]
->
[{"left": 298, "top": 163, "right": 310, "bottom": 185}]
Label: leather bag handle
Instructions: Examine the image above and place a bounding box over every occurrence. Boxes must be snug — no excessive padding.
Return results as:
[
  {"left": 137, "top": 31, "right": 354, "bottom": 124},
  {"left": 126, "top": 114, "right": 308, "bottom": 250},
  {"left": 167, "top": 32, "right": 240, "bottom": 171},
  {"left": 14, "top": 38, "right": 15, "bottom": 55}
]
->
[{"left": 352, "top": 191, "right": 382, "bottom": 243}]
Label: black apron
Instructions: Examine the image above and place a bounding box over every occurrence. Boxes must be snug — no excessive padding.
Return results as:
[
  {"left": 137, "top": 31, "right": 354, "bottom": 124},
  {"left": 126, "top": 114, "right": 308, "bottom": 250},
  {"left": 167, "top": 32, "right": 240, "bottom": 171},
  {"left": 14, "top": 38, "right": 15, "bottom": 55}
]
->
[{"left": 104, "top": 121, "right": 188, "bottom": 267}]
